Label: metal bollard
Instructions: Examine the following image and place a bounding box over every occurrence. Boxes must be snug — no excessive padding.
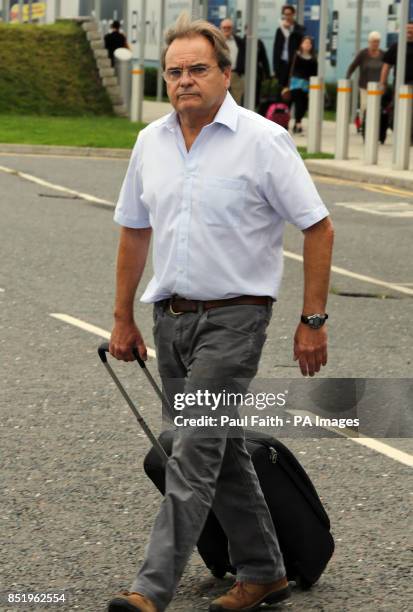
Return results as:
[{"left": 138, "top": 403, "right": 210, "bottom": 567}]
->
[
  {"left": 130, "top": 67, "right": 144, "bottom": 123},
  {"left": 307, "top": 76, "right": 324, "bottom": 153},
  {"left": 393, "top": 85, "right": 413, "bottom": 170},
  {"left": 364, "top": 82, "right": 382, "bottom": 165},
  {"left": 335, "top": 79, "right": 352, "bottom": 160},
  {"left": 114, "top": 47, "right": 133, "bottom": 115}
]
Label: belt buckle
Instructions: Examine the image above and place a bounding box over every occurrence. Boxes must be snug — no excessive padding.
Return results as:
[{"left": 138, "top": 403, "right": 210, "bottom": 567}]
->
[{"left": 169, "top": 300, "right": 184, "bottom": 316}]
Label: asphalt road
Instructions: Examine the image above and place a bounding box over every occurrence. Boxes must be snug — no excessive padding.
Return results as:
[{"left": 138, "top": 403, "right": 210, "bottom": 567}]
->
[{"left": 1, "top": 152, "right": 412, "bottom": 612}]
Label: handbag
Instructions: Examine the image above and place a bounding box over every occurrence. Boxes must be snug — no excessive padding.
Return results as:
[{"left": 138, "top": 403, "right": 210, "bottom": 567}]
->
[{"left": 290, "top": 76, "right": 309, "bottom": 92}]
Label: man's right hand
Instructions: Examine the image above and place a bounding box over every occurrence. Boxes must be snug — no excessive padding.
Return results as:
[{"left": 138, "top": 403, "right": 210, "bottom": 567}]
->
[{"left": 109, "top": 319, "right": 147, "bottom": 362}]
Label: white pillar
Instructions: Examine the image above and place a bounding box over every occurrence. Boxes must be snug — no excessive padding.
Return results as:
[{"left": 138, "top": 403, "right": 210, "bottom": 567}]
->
[
  {"left": 18, "top": 0, "right": 24, "bottom": 22},
  {"left": 364, "top": 82, "right": 382, "bottom": 165},
  {"left": 55, "top": 0, "right": 61, "bottom": 21},
  {"left": 296, "top": 0, "right": 305, "bottom": 25},
  {"left": 94, "top": 0, "right": 101, "bottom": 22},
  {"left": 335, "top": 79, "right": 352, "bottom": 160},
  {"left": 201, "top": 0, "right": 208, "bottom": 20},
  {"left": 3, "top": 0, "right": 10, "bottom": 22},
  {"left": 393, "top": 85, "right": 413, "bottom": 170},
  {"left": 156, "top": 0, "right": 166, "bottom": 102},
  {"left": 392, "top": 0, "right": 409, "bottom": 164},
  {"left": 307, "top": 76, "right": 324, "bottom": 153},
  {"left": 244, "top": 0, "right": 258, "bottom": 110},
  {"left": 317, "top": 0, "right": 328, "bottom": 79},
  {"left": 192, "top": 0, "right": 201, "bottom": 18}
]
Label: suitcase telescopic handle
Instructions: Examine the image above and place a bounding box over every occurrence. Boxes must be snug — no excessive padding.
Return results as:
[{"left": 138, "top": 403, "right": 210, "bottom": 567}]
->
[
  {"left": 98, "top": 342, "right": 169, "bottom": 463},
  {"left": 98, "top": 342, "right": 146, "bottom": 368}
]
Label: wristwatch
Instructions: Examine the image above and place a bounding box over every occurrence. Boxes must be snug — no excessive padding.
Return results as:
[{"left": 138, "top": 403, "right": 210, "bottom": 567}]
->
[{"left": 301, "top": 313, "right": 329, "bottom": 329}]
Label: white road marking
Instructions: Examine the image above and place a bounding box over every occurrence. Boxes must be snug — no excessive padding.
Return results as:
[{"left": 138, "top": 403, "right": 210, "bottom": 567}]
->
[
  {"left": 0, "top": 288, "right": 4, "bottom": 292},
  {"left": 286, "top": 409, "right": 413, "bottom": 468},
  {"left": 52, "top": 313, "right": 412, "bottom": 467},
  {"left": 284, "top": 250, "right": 413, "bottom": 296},
  {"left": 334, "top": 201, "right": 413, "bottom": 218},
  {"left": 49, "top": 313, "right": 156, "bottom": 359},
  {"left": 0, "top": 164, "right": 113, "bottom": 207},
  {"left": 1, "top": 164, "right": 411, "bottom": 296}
]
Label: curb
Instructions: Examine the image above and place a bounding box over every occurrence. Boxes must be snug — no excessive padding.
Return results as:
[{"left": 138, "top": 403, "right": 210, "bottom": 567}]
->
[
  {"left": 305, "top": 159, "right": 413, "bottom": 191},
  {"left": 1, "top": 143, "right": 412, "bottom": 190},
  {"left": 0, "top": 143, "right": 131, "bottom": 159}
]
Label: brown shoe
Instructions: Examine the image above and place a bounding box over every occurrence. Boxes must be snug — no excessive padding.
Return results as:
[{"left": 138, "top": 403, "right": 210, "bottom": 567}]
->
[
  {"left": 108, "top": 591, "right": 157, "bottom": 612},
  {"left": 209, "top": 576, "right": 290, "bottom": 611}
]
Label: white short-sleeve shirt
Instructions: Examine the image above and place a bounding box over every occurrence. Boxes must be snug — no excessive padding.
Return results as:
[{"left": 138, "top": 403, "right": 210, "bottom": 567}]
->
[{"left": 114, "top": 92, "right": 329, "bottom": 303}]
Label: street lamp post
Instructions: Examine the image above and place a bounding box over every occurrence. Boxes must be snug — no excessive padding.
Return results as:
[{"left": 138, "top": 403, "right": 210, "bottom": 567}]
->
[
  {"left": 392, "top": 0, "right": 409, "bottom": 165},
  {"left": 244, "top": 0, "right": 258, "bottom": 111},
  {"left": 131, "top": 0, "right": 147, "bottom": 123},
  {"left": 351, "top": 0, "right": 363, "bottom": 123},
  {"left": 307, "top": 0, "right": 328, "bottom": 153},
  {"left": 156, "top": 0, "right": 166, "bottom": 102}
]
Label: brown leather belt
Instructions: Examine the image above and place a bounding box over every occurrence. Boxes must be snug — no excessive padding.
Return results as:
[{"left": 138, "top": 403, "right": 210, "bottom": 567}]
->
[{"left": 162, "top": 295, "right": 273, "bottom": 315}]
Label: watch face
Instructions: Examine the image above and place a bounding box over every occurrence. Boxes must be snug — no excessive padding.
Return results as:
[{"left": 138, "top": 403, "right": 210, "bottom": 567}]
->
[{"left": 309, "top": 316, "right": 322, "bottom": 328}]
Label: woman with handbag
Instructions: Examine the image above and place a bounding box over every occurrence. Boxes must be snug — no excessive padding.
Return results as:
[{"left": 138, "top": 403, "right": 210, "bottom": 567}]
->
[{"left": 288, "top": 36, "right": 318, "bottom": 134}]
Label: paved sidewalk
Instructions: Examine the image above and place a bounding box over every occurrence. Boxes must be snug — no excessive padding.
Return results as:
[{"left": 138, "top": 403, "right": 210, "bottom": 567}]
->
[{"left": 295, "top": 118, "right": 413, "bottom": 189}]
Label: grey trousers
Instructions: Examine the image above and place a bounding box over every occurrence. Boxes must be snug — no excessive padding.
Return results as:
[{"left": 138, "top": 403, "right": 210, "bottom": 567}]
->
[{"left": 131, "top": 303, "right": 286, "bottom": 611}]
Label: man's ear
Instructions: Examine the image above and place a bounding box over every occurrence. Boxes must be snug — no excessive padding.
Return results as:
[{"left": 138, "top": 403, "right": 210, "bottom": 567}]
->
[{"left": 224, "top": 66, "right": 232, "bottom": 89}]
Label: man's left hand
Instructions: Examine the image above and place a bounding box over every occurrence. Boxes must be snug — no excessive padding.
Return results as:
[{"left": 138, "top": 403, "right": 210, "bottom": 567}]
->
[{"left": 293, "top": 323, "right": 328, "bottom": 377}]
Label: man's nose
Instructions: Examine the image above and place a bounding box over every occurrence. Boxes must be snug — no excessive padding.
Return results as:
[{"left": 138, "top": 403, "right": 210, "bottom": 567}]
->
[{"left": 179, "top": 70, "right": 195, "bottom": 86}]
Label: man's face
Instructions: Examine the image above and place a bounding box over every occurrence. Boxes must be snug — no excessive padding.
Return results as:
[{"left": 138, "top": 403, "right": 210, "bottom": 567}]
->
[
  {"left": 220, "top": 19, "right": 233, "bottom": 40},
  {"left": 282, "top": 8, "right": 295, "bottom": 26},
  {"left": 164, "top": 35, "right": 230, "bottom": 116},
  {"left": 407, "top": 24, "right": 413, "bottom": 42}
]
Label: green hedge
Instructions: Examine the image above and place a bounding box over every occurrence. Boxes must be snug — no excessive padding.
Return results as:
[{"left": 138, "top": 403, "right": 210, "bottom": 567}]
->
[{"left": 0, "top": 21, "right": 113, "bottom": 115}]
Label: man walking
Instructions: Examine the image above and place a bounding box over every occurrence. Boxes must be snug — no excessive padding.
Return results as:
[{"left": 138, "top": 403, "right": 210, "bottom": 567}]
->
[
  {"left": 273, "top": 5, "right": 305, "bottom": 87},
  {"left": 108, "top": 12, "right": 333, "bottom": 612}
]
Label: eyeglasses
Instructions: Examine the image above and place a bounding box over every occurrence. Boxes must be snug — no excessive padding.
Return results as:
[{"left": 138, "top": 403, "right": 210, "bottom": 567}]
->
[{"left": 163, "top": 64, "right": 219, "bottom": 83}]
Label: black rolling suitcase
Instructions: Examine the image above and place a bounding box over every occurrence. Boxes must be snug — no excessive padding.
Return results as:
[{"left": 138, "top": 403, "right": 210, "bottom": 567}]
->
[
  {"left": 98, "top": 342, "right": 334, "bottom": 589},
  {"left": 144, "top": 429, "right": 334, "bottom": 588}
]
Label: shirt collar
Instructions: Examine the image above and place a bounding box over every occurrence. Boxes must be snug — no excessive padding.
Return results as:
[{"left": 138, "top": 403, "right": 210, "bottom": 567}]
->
[{"left": 164, "top": 91, "right": 239, "bottom": 133}]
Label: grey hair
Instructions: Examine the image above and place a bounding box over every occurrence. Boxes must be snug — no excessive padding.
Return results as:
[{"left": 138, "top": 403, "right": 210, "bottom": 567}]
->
[
  {"left": 161, "top": 12, "right": 231, "bottom": 71},
  {"left": 368, "top": 30, "right": 381, "bottom": 42}
]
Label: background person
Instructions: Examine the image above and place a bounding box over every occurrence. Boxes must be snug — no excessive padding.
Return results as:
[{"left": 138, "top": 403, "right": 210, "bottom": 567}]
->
[
  {"left": 380, "top": 21, "right": 413, "bottom": 87},
  {"left": 346, "top": 31, "right": 384, "bottom": 118},
  {"left": 289, "top": 36, "right": 318, "bottom": 134},
  {"left": 104, "top": 20, "right": 129, "bottom": 66},
  {"left": 219, "top": 18, "right": 244, "bottom": 104},
  {"left": 380, "top": 22, "right": 413, "bottom": 142},
  {"left": 108, "top": 12, "right": 333, "bottom": 612},
  {"left": 273, "top": 4, "right": 304, "bottom": 88},
  {"left": 220, "top": 18, "right": 270, "bottom": 107}
]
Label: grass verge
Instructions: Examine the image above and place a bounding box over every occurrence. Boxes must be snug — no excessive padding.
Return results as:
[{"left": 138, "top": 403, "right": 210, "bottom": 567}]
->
[
  {"left": 0, "top": 115, "right": 144, "bottom": 148},
  {"left": 0, "top": 115, "right": 334, "bottom": 158}
]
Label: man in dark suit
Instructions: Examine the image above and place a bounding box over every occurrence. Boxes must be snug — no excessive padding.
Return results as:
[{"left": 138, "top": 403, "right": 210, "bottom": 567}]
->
[
  {"left": 273, "top": 5, "right": 305, "bottom": 87},
  {"left": 104, "top": 20, "right": 128, "bottom": 66},
  {"left": 220, "top": 18, "right": 270, "bottom": 107}
]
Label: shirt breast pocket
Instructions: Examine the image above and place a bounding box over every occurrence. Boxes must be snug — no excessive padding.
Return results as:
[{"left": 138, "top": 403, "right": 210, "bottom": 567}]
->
[{"left": 200, "top": 176, "right": 247, "bottom": 227}]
